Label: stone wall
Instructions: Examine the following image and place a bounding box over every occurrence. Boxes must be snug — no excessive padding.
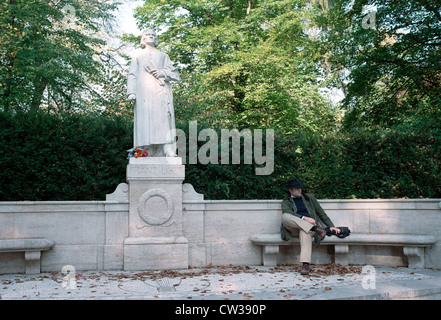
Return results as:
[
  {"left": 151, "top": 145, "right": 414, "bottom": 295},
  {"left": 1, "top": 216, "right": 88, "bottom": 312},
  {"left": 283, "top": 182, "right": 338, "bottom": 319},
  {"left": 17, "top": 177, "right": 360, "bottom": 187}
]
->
[
  {"left": 1, "top": 184, "right": 440, "bottom": 273},
  {"left": 183, "top": 192, "right": 441, "bottom": 268},
  {"left": 0, "top": 200, "right": 128, "bottom": 273}
]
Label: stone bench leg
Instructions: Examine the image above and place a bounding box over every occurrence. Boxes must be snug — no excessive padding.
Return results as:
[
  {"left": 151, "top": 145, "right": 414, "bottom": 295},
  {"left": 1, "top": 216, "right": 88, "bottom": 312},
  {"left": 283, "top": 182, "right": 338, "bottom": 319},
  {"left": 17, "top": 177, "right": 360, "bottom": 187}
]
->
[
  {"left": 334, "top": 245, "right": 349, "bottom": 265},
  {"left": 25, "top": 251, "right": 41, "bottom": 274},
  {"left": 403, "top": 247, "right": 425, "bottom": 269},
  {"left": 262, "top": 245, "right": 279, "bottom": 266}
]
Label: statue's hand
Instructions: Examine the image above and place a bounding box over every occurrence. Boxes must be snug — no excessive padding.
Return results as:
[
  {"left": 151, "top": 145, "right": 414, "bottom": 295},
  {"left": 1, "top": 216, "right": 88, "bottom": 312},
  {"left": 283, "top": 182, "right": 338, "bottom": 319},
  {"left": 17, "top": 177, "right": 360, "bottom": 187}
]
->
[
  {"left": 151, "top": 69, "right": 166, "bottom": 79},
  {"left": 127, "top": 94, "right": 136, "bottom": 102}
]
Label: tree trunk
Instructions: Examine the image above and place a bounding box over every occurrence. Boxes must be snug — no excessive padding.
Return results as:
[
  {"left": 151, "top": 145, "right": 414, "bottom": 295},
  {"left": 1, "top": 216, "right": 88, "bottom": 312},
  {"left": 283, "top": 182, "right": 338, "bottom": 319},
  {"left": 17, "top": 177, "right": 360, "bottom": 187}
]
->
[{"left": 30, "top": 77, "right": 48, "bottom": 111}]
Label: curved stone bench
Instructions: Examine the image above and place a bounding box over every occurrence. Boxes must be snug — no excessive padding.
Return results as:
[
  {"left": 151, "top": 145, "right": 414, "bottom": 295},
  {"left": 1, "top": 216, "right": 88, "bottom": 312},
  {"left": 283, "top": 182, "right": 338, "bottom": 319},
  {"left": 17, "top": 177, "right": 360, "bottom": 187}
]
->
[
  {"left": 250, "top": 233, "right": 436, "bottom": 268},
  {"left": 0, "top": 239, "right": 55, "bottom": 274}
]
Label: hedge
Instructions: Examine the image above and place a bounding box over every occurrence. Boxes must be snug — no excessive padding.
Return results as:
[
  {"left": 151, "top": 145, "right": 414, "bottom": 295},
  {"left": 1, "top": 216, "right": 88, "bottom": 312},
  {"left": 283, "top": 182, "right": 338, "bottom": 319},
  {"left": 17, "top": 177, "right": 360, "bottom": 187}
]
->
[
  {"left": 1, "top": 111, "right": 440, "bottom": 201},
  {"left": 0, "top": 111, "right": 132, "bottom": 201}
]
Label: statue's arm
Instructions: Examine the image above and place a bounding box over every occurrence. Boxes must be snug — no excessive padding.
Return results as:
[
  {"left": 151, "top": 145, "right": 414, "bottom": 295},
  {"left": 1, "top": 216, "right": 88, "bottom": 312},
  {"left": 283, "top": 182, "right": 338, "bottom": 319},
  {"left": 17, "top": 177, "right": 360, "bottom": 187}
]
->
[
  {"left": 160, "top": 54, "right": 180, "bottom": 83},
  {"left": 127, "top": 55, "right": 138, "bottom": 101}
]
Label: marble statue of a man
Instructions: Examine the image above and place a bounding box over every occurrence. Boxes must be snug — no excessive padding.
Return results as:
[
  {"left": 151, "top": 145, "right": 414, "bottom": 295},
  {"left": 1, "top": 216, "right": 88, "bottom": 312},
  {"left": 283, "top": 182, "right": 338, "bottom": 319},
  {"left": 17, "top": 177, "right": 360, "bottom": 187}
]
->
[{"left": 127, "top": 29, "right": 180, "bottom": 157}]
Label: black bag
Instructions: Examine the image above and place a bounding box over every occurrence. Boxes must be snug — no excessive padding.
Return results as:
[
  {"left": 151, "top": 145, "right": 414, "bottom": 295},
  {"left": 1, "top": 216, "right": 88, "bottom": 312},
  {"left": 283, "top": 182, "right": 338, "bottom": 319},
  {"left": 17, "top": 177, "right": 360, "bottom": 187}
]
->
[{"left": 325, "top": 226, "right": 351, "bottom": 239}]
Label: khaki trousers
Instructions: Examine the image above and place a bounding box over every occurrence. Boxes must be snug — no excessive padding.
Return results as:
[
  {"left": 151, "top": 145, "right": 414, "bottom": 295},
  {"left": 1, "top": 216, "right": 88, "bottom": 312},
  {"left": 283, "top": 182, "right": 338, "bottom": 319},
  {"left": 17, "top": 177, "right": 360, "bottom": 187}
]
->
[{"left": 281, "top": 213, "right": 315, "bottom": 264}]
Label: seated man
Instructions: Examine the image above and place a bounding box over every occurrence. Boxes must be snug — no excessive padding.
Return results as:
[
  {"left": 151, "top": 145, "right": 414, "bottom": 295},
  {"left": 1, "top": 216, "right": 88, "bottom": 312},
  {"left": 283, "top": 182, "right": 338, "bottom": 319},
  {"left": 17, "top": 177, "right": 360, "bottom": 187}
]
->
[{"left": 281, "top": 178, "right": 340, "bottom": 275}]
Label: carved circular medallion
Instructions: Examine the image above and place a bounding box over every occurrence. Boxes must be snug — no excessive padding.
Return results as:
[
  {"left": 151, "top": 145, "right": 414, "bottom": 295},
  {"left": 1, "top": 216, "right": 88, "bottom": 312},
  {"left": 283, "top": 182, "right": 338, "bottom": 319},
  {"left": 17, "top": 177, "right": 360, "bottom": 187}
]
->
[{"left": 137, "top": 188, "right": 174, "bottom": 226}]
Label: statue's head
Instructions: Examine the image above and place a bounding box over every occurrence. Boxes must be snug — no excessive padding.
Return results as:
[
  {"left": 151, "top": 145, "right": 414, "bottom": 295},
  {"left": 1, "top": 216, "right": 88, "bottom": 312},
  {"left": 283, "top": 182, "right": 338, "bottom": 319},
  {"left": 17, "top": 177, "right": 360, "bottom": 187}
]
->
[{"left": 140, "top": 29, "right": 159, "bottom": 48}]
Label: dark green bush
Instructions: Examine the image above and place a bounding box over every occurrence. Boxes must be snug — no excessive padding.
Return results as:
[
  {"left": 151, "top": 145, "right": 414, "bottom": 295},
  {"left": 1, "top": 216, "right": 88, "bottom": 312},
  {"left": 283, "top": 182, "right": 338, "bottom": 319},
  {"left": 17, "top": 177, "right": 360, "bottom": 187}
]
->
[
  {"left": 0, "top": 111, "right": 132, "bottom": 201},
  {"left": 183, "top": 122, "right": 441, "bottom": 199},
  {"left": 1, "top": 111, "right": 440, "bottom": 200},
  {"left": 293, "top": 125, "right": 441, "bottom": 199}
]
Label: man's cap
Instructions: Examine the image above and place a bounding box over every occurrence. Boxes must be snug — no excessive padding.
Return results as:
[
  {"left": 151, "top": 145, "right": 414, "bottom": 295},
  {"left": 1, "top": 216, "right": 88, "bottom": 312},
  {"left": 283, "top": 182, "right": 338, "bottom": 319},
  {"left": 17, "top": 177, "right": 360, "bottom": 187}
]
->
[{"left": 286, "top": 178, "right": 305, "bottom": 189}]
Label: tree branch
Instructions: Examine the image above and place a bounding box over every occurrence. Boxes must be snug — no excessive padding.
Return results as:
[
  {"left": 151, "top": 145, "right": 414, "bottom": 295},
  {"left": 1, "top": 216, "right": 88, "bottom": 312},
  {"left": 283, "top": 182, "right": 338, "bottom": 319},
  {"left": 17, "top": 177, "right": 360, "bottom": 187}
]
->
[{"left": 417, "top": 0, "right": 441, "bottom": 23}]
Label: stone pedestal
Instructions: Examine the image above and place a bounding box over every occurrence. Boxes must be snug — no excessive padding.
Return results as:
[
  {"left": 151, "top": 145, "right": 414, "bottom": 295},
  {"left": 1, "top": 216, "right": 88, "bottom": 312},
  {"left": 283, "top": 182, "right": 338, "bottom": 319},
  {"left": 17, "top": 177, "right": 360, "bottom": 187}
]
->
[{"left": 123, "top": 157, "right": 188, "bottom": 270}]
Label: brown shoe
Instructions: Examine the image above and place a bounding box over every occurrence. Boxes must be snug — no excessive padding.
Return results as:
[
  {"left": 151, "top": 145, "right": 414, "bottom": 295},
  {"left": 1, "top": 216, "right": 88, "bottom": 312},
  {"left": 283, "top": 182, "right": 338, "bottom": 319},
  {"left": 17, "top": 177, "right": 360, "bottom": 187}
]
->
[
  {"left": 315, "top": 227, "right": 326, "bottom": 240},
  {"left": 300, "top": 263, "right": 310, "bottom": 275}
]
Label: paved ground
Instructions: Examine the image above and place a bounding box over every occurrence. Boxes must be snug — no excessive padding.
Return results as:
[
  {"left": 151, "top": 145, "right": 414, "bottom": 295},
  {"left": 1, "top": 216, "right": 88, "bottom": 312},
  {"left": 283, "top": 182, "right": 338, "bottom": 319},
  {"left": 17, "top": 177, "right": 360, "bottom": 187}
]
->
[{"left": 1, "top": 264, "right": 441, "bottom": 301}]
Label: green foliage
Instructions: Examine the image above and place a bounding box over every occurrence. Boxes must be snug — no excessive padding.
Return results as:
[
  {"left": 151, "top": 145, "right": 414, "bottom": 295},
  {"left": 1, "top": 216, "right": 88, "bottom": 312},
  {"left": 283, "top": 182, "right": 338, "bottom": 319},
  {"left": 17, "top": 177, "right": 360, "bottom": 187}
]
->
[
  {"left": 295, "top": 125, "right": 441, "bottom": 199},
  {"left": 184, "top": 123, "right": 441, "bottom": 200},
  {"left": 1, "top": 1, "right": 440, "bottom": 201},
  {"left": 0, "top": 0, "right": 119, "bottom": 113},
  {"left": 1, "top": 111, "right": 439, "bottom": 201},
  {"left": 0, "top": 110, "right": 132, "bottom": 201},
  {"left": 134, "top": 0, "right": 338, "bottom": 133},
  {"left": 318, "top": 0, "right": 441, "bottom": 127}
]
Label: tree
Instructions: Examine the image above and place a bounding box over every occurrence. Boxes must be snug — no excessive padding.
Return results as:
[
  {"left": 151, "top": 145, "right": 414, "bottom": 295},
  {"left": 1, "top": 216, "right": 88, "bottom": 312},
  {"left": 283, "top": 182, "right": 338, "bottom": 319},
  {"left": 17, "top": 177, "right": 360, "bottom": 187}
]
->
[
  {"left": 318, "top": 0, "right": 441, "bottom": 127},
  {"left": 0, "top": 0, "right": 119, "bottom": 113},
  {"left": 133, "top": 0, "right": 338, "bottom": 133}
]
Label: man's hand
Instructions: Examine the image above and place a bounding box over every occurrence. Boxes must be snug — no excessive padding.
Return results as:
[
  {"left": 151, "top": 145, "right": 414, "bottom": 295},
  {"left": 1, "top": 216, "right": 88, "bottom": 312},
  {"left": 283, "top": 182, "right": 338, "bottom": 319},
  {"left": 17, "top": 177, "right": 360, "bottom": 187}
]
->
[
  {"left": 329, "top": 227, "right": 341, "bottom": 234},
  {"left": 303, "top": 217, "right": 316, "bottom": 225}
]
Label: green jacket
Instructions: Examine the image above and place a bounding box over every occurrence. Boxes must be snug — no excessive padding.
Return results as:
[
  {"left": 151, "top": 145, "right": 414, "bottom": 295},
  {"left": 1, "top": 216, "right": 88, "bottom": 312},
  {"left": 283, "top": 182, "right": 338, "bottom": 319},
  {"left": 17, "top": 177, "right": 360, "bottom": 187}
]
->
[{"left": 280, "top": 193, "right": 335, "bottom": 245}]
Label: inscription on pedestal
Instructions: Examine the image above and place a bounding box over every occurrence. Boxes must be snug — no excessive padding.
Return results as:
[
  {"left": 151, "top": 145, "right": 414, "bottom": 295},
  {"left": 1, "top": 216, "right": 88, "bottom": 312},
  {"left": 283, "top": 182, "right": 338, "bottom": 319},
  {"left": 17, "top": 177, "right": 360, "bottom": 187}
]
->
[
  {"left": 130, "top": 165, "right": 180, "bottom": 176},
  {"left": 127, "top": 165, "right": 185, "bottom": 180}
]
